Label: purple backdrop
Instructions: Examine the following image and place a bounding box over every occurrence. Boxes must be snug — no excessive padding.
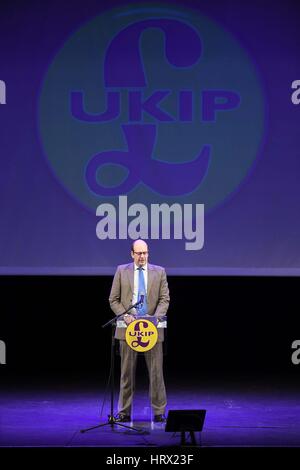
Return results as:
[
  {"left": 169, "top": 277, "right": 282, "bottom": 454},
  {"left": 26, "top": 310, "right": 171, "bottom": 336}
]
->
[{"left": 0, "top": 0, "right": 299, "bottom": 275}]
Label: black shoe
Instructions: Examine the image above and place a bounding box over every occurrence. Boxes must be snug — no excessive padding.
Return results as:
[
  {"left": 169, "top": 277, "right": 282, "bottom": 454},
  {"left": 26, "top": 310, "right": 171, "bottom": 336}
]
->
[
  {"left": 154, "top": 414, "right": 166, "bottom": 423},
  {"left": 114, "top": 413, "right": 131, "bottom": 423}
]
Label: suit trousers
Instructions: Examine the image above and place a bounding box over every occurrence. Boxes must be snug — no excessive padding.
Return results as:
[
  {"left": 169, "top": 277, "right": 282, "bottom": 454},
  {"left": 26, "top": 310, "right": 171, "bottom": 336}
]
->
[{"left": 118, "top": 340, "right": 167, "bottom": 416}]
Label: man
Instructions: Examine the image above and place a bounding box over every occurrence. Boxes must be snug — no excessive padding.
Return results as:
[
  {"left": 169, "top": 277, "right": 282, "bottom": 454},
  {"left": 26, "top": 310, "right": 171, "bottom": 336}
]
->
[{"left": 109, "top": 239, "right": 170, "bottom": 423}]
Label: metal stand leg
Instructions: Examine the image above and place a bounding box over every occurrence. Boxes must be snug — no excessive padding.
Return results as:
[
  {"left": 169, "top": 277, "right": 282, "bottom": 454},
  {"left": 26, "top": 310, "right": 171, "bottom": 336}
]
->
[{"left": 80, "top": 326, "right": 144, "bottom": 435}]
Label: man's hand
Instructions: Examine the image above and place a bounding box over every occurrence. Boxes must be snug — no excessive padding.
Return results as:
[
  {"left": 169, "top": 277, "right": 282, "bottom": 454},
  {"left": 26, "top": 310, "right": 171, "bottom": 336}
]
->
[{"left": 124, "top": 314, "right": 135, "bottom": 325}]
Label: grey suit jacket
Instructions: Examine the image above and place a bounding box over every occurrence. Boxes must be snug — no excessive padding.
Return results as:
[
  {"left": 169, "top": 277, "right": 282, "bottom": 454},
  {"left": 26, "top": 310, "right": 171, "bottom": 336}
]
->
[{"left": 109, "top": 263, "right": 170, "bottom": 341}]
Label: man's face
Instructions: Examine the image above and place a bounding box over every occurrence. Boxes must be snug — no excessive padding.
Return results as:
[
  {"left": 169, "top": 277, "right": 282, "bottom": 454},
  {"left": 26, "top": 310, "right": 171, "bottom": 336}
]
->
[{"left": 131, "top": 240, "right": 149, "bottom": 267}]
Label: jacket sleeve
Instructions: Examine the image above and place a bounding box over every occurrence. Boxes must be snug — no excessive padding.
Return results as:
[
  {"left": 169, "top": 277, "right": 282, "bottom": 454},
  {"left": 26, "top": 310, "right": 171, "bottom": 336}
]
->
[
  {"left": 109, "top": 266, "right": 126, "bottom": 315},
  {"left": 154, "top": 268, "right": 170, "bottom": 318}
]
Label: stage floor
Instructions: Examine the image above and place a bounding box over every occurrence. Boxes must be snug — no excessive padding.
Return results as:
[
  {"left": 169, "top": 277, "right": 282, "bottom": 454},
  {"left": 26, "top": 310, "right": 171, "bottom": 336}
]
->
[{"left": 1, "top": 379, "right": 300, "bottom": 447}]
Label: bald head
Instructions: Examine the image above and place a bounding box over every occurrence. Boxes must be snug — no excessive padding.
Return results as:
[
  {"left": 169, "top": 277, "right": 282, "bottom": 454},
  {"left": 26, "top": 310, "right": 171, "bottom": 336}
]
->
[{"left": 131, "top": 239, "right": 149, "bottom": 267}]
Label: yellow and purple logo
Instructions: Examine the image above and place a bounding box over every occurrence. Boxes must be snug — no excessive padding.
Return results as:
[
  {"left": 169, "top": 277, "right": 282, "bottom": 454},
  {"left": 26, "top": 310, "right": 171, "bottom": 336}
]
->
[{"left": 126, "top": 319, "right": 158, "bottom": 352}]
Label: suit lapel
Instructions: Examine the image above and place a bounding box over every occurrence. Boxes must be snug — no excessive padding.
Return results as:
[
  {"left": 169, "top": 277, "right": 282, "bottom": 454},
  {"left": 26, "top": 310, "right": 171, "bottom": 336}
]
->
[
  {"left": 126, "top": 263, "right": 134, "bottom": 294},
  {"left": 147, "top": 264, "right": 155, "bottom": 297}
]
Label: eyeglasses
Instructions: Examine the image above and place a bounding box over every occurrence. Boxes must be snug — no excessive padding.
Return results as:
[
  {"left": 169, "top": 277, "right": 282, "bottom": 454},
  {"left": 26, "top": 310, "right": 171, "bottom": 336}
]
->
[{"left": 133, "top": 251, "right": 148, "bottom": 256}]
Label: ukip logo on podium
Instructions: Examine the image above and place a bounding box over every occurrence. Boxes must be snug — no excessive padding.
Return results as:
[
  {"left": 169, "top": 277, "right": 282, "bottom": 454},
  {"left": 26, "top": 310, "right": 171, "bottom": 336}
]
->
[{"left": 126, "top": 319, "right": 158, "bottom": 352}]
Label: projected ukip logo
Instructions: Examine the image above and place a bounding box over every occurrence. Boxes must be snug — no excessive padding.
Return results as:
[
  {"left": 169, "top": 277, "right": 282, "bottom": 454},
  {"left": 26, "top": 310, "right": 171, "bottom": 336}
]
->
[
  {"left": 73, "top": 19, "right": 213, "bottom": 197},
  {"left": 39, "top": 3, "right": 264, "bottom": 212}
]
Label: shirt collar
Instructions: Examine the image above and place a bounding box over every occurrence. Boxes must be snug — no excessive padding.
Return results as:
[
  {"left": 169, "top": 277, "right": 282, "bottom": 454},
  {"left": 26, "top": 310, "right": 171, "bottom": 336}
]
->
[{"left": 134, "top": 263, "right": 148, "bottom": 271}]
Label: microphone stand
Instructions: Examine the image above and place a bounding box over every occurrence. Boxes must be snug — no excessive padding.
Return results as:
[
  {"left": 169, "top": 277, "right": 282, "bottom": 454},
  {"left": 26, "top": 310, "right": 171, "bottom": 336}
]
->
[{"left": 80, "top": 301, "right": 145, "bottom": 434}]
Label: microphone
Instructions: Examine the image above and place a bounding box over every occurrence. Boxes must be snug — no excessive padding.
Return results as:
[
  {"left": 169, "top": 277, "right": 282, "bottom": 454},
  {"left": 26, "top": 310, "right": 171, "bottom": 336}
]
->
[{"left": 140, "top": 294, "right": 144, "bottom": 306}]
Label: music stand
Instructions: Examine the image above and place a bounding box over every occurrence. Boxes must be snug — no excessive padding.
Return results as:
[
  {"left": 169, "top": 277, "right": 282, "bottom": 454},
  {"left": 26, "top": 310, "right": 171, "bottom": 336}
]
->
[{"left": 165, "top": 410, "right": 206, "bottom": 446}]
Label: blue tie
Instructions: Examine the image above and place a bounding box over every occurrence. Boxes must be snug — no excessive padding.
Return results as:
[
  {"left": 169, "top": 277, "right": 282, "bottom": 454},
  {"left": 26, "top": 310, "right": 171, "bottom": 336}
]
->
[{"left": 137, "top": 267, "right": 148, "bottom": 316}]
